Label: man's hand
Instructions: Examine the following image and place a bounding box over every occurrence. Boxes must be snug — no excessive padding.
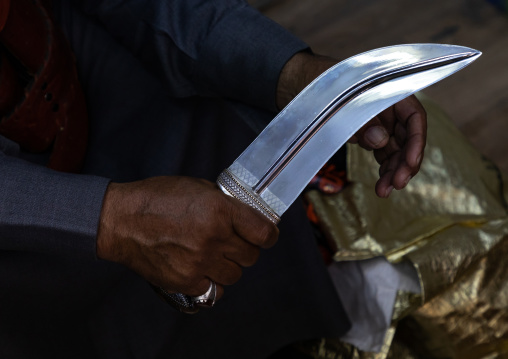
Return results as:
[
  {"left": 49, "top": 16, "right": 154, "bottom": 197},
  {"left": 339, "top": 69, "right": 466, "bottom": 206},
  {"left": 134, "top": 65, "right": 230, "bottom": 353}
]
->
[
  {"left": 350, "top": 95, "right": 426, "bottom": 198},
  {"left": 277, "top": 52, "right": 427, "bottom": 198},
  {"left": 97, "top": 177, "right": 279, "bottom": 300}
]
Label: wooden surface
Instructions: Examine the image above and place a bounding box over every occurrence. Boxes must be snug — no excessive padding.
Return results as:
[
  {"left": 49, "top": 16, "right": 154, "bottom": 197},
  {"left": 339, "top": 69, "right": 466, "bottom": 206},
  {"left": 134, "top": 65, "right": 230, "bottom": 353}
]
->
[{"left": 252, "top": 0, "right": 508, "bottom": 173}]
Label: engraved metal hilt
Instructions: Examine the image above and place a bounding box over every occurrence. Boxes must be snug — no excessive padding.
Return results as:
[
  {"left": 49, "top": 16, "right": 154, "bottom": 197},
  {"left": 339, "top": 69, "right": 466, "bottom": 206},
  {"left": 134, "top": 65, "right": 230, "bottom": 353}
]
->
[
  {"left": 154, "top": 170, "right": 279, "bottom": 313},
  {"left": 217, "top": 169, "right": 280, "bottom": 224}
]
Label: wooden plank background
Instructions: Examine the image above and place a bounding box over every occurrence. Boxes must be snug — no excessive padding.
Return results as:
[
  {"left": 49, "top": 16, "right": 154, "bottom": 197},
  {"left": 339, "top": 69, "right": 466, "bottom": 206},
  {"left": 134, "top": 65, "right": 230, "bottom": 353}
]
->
[{"left": 250, "top": 0, "right": 508, "bottom": 173}]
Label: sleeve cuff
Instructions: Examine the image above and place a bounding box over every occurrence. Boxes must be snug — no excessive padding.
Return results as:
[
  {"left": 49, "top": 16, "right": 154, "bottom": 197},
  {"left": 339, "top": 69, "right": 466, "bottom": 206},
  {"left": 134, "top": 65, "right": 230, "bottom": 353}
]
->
[
  {"left": 0, "top": 153, "right": 110, "bottom": 260},
  {"left": 195, "top": 4, "right": 309, "bottom": 112}
]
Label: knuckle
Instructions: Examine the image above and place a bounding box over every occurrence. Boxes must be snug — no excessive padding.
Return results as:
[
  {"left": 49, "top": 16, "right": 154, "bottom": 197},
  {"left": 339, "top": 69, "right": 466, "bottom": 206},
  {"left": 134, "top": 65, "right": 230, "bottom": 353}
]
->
[
  {"left": 187, "top": 278, "right": 212, "bottom": 297},
  {"left": 183, "top": 260, "right": 205, "bottom": 284},
  {"left": 257, "top": 223, "right": 279, "bottom": 248}
]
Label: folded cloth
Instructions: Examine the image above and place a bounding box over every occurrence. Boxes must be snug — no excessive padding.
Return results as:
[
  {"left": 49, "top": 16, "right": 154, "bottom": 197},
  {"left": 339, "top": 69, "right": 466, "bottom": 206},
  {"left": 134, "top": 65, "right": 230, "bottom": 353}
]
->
[
  {"left": 330, "top": 257, "right": 420, "bottom": 352},
  {"left": 302, "top": 92, "right": 508, "bottom": 358}
]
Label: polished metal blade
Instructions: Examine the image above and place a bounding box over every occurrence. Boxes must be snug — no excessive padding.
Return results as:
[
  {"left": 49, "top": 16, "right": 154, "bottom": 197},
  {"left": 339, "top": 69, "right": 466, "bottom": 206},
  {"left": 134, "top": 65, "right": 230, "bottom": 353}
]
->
[
  {"left": 226, "top": 44, "right": 481, "bottom": 217},
  {"left": 167, "top": 43, "right": 481, "bottom": 314}
]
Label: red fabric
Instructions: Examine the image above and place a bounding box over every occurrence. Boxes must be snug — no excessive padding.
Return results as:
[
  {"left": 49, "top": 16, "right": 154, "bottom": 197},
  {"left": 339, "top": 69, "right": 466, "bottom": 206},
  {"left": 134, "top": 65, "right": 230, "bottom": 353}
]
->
[
  {"left": 0, "top": 0, "right": 88, "bottom": 173},
  {"left": 0, "top": 0, "right": 10, "bottom": 32},
  {"left": 307, "top": 163, "right": 347, "bottom": 194},
  {"left": 0, "top": 0, "right": 46, "bottom": 72},
  {"left": 305, "top": 163, "right": 349, "bottom": 265},
  {"left": 0, "top": 51, "right": 23, "bottom": 117}
]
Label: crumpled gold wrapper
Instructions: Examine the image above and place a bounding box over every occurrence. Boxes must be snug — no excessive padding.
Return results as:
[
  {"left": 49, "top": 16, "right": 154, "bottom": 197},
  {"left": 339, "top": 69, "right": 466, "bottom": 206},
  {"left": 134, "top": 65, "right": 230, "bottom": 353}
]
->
[{"left": 303, "top": 94, "right": 508, "bottom": 358}]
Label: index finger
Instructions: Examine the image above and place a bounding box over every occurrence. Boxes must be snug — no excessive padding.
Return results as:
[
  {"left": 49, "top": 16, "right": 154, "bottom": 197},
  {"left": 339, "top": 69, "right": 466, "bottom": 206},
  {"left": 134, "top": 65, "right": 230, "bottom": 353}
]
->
[
  {"left": 228, "top": 198, "right": 279, "bottom": 249},
  {"left": 393, "top": 95, "right": 427, "bottom": 169}
]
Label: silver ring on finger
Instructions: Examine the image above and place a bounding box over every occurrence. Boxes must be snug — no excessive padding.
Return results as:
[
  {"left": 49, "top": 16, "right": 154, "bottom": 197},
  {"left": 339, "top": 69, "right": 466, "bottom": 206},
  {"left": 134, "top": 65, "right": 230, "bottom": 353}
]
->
[{"left": 191, "top": 280, "right": 217, "bottom": 308}]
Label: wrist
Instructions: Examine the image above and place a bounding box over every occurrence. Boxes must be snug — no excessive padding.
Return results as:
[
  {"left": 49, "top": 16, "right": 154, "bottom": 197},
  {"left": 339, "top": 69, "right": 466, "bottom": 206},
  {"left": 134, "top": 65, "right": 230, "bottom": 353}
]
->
[
  {"left": 276, "top": 51, "right": 339, "bottom": 110},
  {"left": 96, "top": 182, "right": 123, "bottom": 262},
  {"left": 276, "top": 51, "right": 313, "bottom": 110}
]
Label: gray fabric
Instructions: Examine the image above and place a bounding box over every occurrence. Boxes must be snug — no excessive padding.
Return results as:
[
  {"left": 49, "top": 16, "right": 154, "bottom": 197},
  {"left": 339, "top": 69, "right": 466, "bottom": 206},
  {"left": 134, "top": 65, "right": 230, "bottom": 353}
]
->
[
  {"left": 71, "top": 0, "right": 306, "bottom": 112},
  {"left": 0, "top": 136, "right": 108, "bottom": 258},
  {"left": 0, "top": 1, "right": 350, "bottom": 358}
]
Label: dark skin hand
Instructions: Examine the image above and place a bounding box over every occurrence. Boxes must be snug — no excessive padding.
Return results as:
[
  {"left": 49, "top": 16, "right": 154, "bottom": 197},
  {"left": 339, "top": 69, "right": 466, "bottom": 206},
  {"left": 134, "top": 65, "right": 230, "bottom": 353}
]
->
[
  {"left": 97, "top": 50, "right": 427, "bottom": 303},
  {"left": 97, "top": 177, "right": 278, "bottom": 301},
  {"left": 277, "top": 52, "right": 427, "bottom": 198}
]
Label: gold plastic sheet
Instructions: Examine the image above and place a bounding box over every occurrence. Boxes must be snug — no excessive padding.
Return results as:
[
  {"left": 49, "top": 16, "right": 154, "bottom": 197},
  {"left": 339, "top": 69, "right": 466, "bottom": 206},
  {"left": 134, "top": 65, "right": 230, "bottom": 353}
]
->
[{"left": 303, "top": 94, "right": 508, "bottom": 358}]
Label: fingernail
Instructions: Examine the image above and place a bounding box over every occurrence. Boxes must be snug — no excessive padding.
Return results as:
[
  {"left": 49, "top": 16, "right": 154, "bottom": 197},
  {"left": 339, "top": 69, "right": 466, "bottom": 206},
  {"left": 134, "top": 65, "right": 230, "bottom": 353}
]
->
[
  {"left": 385, "top": 186, "right": 394, "bottom": 197},
  {"left": 366, "top": 127, "right": 388, "bottom": 146},
  {"left": 404, "top": 175, "right": 412, "bottom": 186},
  {"left": 416, "top": 154, "right": 422, "bottom": 165}
]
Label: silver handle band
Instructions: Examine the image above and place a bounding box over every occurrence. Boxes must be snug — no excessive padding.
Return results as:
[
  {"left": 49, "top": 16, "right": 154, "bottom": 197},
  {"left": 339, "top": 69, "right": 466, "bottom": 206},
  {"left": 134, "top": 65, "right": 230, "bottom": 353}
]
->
[{"left": 217, "top": 169, "right": 281, "bottom": 225}]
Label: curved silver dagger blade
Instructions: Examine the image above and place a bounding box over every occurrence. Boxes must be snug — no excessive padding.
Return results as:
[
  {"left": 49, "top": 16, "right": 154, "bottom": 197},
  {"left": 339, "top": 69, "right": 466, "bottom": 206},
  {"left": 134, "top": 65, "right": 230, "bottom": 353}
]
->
[
  {"left": 166, "top": 43, "right": 481, "bottom": 313},
  {"left": 224, "top": 43, "right": 481, "bottom": 218}
]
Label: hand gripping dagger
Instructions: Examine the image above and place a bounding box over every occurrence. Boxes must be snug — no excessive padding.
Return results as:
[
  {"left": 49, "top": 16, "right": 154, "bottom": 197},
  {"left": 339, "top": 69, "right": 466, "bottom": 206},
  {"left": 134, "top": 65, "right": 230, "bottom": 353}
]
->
[{"left": 154, "top": 43, "right": 481, "bottom": 313}]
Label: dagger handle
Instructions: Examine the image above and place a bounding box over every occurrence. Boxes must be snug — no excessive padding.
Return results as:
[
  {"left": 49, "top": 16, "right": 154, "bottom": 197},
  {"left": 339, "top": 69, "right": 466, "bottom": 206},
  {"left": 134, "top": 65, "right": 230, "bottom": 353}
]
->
[
  {"left": 153, "top": 169, "right": 280, "bottom": 313},
  {"left": 217, "top": 169, "right": 280, "bottom": 225}
]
